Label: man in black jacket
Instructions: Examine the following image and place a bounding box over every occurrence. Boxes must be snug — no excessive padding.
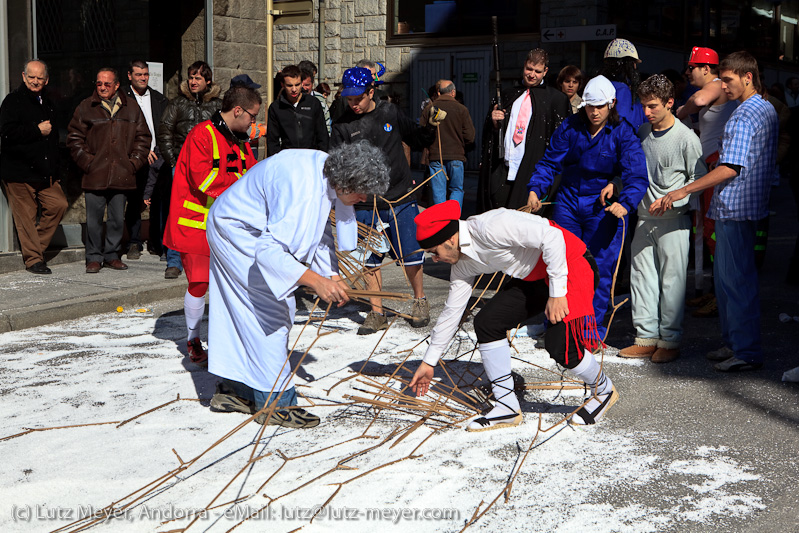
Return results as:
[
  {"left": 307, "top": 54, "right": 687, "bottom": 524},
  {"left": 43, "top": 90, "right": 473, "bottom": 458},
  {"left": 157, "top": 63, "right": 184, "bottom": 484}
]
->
[
  {"left": 331, "top": 67, "right": 444, "bottom": 334},
  {"left": 0, "top": 59, "right": 68, "bottom": 274},
  {"left": 266, "top": 65, "right": 329, "bottom": 156},
  {"left": 124, "top": 59, "right": 168, "bottom": 260},
  {"left": 477, "top": 48, "right": 570, "bottom": 212}
]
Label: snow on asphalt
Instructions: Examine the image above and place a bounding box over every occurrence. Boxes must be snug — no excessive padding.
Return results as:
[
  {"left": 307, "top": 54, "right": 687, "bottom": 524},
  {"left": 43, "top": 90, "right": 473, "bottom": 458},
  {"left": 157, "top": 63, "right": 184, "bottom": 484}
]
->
[{"left": 0, "top": 306, "right": 764, "bottom": 532}]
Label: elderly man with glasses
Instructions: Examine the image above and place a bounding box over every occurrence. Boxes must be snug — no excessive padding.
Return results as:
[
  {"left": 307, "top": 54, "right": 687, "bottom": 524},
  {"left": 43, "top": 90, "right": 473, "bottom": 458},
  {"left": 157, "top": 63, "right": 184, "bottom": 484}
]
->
[{"left": 67, "top": 67, "right": 151, "bottom": 274}]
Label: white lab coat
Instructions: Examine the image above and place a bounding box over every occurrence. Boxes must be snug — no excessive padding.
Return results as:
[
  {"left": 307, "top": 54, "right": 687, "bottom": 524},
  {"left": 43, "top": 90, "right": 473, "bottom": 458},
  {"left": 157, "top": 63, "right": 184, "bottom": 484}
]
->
[{"left": 206, "top": 149, "right": 356, "bottom": 392}]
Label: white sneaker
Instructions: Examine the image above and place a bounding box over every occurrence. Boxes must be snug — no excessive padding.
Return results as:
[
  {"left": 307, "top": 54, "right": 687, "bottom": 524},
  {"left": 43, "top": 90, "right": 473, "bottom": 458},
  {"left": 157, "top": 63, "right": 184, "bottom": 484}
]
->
[{"left": 570, "top": 386, "right": 618, "bottom": 425}]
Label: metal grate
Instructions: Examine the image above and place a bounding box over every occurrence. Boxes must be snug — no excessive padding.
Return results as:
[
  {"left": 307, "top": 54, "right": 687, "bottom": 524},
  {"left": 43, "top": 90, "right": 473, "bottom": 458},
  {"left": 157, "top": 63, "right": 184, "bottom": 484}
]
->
[
  {"left": 36, "top": 0, "right": 64, "bottom": 53},
  {"left": 80, "top": 0, "right": 116, "bottom": 52}
]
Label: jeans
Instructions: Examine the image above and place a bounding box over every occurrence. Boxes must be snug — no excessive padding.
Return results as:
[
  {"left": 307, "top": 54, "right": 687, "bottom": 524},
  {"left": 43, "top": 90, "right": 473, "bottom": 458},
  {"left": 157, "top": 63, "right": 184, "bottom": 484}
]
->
[
  {"left": 428, "top": 160, "right": 464, "bottom": 207},
  {"left": 163, "top": 166, "right": 183, "bottom": 270},
  {"left": 221, "top": 377, "right": 298, "bottom": 410},
  {"left": 714, "top": 219, "right": 762, "bottom": 364}
]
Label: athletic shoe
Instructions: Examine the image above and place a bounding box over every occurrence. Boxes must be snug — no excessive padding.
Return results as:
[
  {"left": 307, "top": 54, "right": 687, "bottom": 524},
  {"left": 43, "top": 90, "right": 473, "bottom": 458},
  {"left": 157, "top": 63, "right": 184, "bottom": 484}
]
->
[
  {"left": 256, "top": 407, "right": 321, "bottom": 428},
  {"left": 570, "top": 386, "right": 618, "bottom": 425},
  {"left": 618, "top": 344, "right": 656, "bottom": 358},
  {"left": 187, "top": 338, "right": 208, "bottom": 366},
  {"left": 410, "top": 298, "right": 430, "bottom": 328},
  {"left": 127, "top": 244, "right": 141, "bottom": 260},
  {"left": 651, "top": 347, "right": 679, "bottom": 363},
  {"left": 714, "top": 356, "right": 763, "bottom": 372},
  {"left": 692, "top": 296, "right": 718, "bottom": 317},
  {"left": 706, "top": 345, "right": 734, "bottom": 361},
  {"left": 686, "top": 292, "right": 714, "bottom": 308},
  {"left": 210, "top": 383, "right": 255, "bottom": 414},
  {"left": 358, "top": 311, "right": 388, "bottom": 335}
]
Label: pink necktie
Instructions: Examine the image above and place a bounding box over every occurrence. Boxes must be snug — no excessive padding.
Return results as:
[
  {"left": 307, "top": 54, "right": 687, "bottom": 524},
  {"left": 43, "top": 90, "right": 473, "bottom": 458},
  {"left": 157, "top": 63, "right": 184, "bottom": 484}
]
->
[{"left": 512, "top": 90, "right": 531, "bottom": 145}]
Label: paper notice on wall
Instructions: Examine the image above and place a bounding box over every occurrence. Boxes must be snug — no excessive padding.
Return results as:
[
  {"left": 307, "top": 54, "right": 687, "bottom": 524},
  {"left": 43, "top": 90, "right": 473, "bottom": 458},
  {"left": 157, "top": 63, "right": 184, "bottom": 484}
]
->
[{"left": 148, "top": 62, "right": 164, "bottom": 94}]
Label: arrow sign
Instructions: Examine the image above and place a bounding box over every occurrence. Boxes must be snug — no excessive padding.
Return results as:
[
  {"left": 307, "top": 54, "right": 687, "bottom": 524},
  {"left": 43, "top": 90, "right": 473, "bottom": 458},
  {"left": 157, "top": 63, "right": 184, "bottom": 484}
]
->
[{"left": 540, "top": 24, "right": 616, "bottom": 42}]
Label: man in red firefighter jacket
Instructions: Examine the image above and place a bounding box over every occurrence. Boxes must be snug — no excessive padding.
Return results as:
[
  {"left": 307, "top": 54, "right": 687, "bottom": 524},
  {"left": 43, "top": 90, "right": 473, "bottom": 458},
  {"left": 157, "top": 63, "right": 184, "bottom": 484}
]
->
[{"left": 163, "top": 85, "right": 261, "bottom": 366}]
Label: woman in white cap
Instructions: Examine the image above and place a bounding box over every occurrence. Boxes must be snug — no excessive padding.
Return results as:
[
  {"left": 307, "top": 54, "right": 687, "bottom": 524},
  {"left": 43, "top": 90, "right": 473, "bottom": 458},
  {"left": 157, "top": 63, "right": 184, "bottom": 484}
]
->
[
  {"left": 599, "top": 38, "right": 646, "bottom": 129},
  {"left": 526, "top": 75, "right": 648, "bottom": 342}
]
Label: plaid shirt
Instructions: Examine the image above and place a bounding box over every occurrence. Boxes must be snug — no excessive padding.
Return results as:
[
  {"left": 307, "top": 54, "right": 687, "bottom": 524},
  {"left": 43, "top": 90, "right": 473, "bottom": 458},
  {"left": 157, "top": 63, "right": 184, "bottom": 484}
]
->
[{"left": 709, "top": 94, "right": 778, "bottom": 221}]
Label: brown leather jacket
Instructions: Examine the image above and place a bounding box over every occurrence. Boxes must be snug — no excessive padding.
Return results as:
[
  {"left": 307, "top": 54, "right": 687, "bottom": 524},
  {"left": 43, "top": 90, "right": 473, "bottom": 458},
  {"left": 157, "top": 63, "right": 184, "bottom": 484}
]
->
[{"left": 66, "top": 89, "right": 151, "bottom": 191}]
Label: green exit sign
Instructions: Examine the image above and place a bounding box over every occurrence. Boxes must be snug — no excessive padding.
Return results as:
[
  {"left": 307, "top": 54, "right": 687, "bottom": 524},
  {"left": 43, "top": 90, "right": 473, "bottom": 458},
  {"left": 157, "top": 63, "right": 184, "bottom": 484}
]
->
[{"left": 462, "top": 73, "right": 478, "bottom": 83}]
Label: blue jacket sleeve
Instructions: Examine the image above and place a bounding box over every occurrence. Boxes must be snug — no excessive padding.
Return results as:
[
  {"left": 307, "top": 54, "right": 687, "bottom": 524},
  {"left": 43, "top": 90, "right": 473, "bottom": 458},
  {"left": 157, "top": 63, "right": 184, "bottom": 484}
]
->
[
  {"left": 526, "top": 118, "right": 571, "bottom": 198},
  {"left": 614, "top": 123, "right": 648, "bottom": 213}
]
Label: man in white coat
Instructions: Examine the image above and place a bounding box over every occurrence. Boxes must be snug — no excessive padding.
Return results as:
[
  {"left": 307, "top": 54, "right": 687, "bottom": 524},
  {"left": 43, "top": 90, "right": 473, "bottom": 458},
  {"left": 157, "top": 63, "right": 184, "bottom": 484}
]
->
[{"left": 206, "top": 141, "right": 390, "bottom": 428}]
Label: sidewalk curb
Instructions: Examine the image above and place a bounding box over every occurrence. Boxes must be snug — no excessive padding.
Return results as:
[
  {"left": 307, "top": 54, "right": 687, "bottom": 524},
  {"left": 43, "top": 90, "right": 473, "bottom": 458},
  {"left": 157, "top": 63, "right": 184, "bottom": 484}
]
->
[{"left": 0, "top": 282, "right": 187, "bottom": 333}]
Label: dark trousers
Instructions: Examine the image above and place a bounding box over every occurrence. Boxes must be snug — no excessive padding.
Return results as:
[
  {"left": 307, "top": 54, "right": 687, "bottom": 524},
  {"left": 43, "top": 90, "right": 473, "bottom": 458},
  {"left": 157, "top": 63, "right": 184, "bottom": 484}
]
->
[
  {"left": 3, "top": 180, "right": 68, "bottom": 267},
  {"left": 473, "top": 278, "right": 584, "bottom": 369},
  {"left": 124, "top": 166, "right": 148, "bottom": 249},
  {"left": 85, "top": 190, "right": 127, "bottom": 263}
]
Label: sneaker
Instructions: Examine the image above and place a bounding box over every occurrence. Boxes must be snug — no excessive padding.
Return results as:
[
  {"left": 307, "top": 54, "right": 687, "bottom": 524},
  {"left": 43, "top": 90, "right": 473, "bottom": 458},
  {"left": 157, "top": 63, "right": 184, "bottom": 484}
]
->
[
  {"left": 570, "top": 386, "right": 619, "bottom": 425},
  {"left": 692, "top": 296, "right": 718, "bottom": 318},
  {"left": 618, "top": 344, "right": 657, "bottom": 358},
  {"left": 714, "top": 356, "right": 763, "bottom": 372},
  {"left": 165, "top": 266, "right": 181, "bottom": 279},
  {"left": 410, "top": 298, "right": 430, "bottom": 328},
  {"left": 706, "top": 345, "right": 734, "bottom": 361},
  {"left": 466, "top": 410, "right": 523, "bottom": 432},
  {"left": 210, "top": 383, "right": 255, "bottom": 414},
  {"left": 651, "top": 347, "right": 680, "bottom": 363},
  {"left": 686, "top": 292, "right": 714, "bottom": 308},
  {"left": 358, "top": 311, "right": 388, "bottom": 335},
  {"left": 187, "top": 338, "right": 208, "bottom": 366},
  {"left": 256, "top": 407, "right": 320, "bottom": 428},
  {"left": 127, "top": 244, "right": 141, "bottom": 260}
]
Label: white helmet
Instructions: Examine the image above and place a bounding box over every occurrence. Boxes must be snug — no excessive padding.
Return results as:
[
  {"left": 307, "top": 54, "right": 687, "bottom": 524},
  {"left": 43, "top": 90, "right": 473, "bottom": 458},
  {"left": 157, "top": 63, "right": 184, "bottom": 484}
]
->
[{"left": 604, "top": 38, "right": 641, "bottom": 62}]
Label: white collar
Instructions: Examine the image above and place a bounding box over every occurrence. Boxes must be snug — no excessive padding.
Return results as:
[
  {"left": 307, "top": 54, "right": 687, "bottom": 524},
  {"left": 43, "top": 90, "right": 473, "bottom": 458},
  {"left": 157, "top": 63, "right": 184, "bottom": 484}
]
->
[{"left": 457, "top": 220, "right": 478, "bottom": 261}]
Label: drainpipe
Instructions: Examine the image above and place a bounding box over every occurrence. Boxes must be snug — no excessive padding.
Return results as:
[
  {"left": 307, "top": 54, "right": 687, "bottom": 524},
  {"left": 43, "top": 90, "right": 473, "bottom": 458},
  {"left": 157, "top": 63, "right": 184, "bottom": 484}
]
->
[
  {"left": 267, "top": 0, "right": 274, "bottom": 106},
  {"left": 318, "top": 1, "right": 326, "bottom": 82},
  {"left": 205, "top": 0, "right": 214, "bottom": 66},
  {"left": 0, "top": 0, "right": 9, "bottom": 99}
]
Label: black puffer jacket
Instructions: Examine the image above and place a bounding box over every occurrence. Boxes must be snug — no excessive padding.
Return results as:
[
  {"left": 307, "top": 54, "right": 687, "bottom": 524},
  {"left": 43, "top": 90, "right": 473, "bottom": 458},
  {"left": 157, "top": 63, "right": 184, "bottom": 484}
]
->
[
  {"left": 0, "top": 83, "right": 60, "bottom": 185},
  {"left": 156, "top": 81, "right": 222, "bottom": 167}
]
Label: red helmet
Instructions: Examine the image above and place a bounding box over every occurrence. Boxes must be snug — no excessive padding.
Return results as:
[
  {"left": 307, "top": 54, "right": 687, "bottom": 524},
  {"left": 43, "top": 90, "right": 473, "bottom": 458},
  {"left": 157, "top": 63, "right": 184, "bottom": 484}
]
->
[{"left": 688, "top": 47, "right": 719, "bottom": 66}]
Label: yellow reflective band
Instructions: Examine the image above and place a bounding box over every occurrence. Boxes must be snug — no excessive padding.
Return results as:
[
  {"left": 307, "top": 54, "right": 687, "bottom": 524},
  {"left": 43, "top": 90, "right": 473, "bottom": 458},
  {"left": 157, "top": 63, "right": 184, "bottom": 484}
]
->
[
  {"left": 182, "top": 200, "right": 209, "bottom": 214},
  {"left": 177, "top": 217, "right": 206, "bottom": 230},
  {"left": 205, "top": 124, "right": 220, "bottom": 163}
]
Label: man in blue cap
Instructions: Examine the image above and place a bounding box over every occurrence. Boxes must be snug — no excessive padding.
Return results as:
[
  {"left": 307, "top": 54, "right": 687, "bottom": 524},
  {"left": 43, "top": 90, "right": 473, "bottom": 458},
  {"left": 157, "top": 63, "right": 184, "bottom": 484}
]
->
[{"left": 331, "top": 67, "right": 446, "bottom": 334}]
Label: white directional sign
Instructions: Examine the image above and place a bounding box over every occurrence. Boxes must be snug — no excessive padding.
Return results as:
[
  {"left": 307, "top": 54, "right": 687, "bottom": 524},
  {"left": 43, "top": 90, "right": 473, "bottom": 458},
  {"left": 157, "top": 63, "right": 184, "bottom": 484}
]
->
[{"left": 541, "top": 24, "right": 617, "bottom": 43}]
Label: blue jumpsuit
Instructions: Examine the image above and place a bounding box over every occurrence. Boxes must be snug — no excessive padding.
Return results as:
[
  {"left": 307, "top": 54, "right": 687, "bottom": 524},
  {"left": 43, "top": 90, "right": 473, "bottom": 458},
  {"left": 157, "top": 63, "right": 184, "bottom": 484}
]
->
[{"left": 527, "top": 114, "right": 647, "bottom": 338}]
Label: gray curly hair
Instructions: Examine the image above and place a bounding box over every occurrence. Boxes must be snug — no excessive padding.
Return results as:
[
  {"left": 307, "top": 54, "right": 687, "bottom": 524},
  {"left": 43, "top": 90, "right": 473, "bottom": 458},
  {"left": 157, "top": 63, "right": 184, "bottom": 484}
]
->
[{"left": 324, "top": 140, "right": 390, "bottom": 196}]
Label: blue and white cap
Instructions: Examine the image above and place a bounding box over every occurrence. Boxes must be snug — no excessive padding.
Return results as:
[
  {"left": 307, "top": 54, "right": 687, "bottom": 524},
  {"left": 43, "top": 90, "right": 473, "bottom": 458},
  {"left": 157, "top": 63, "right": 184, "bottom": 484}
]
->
[{"left": 341, "top": 67, "right": 374, "bottom": 97}]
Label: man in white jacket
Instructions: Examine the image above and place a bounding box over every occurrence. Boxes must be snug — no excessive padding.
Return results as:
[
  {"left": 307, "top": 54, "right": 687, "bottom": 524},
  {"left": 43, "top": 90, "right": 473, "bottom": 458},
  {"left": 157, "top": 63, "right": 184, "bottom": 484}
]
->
[{"left": 206, "top": 142, "right": 390, "bottom": 428}]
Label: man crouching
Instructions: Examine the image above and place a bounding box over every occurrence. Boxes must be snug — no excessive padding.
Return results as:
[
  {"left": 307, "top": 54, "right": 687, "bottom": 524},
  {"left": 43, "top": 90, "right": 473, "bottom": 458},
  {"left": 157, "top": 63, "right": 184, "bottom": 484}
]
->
[
  {"left": 409, "top": 202, "right": 618, "bottom": 431},
  {"left": 206, "top": 141, "right": 390, "bottom": 428}
]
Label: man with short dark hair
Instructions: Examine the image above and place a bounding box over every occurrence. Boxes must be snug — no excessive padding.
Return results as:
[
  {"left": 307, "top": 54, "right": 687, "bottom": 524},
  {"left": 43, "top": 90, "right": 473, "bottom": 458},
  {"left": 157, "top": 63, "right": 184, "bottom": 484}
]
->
[
  {"left": 156, "top": 60, "right": 222, "bottom": 279},
  {"left": 477, "top": 48, "right": 570, "bottom": 212},
  {"left": 653, "top": 51, "right": 778, "bottom": 372},
  {"left": 162, "top": 85, "right": 260, "bottom": 367},
  {"left": 67, "top": 67, "right": 151, "bottom": 274},
  {"left": 124, "top": 59, "right": 168, "bottom": 260},
  {"left": 266, "top": 65, "right": 328, "bottom": 156},
  {"left": 420, "top": 79, "right": 475, "bottom": 207},
  {"left": 300, "top": 66, "right": 331, "bottom": 134},
  {"left": 0, "top": 59, "right": 68, "bottom": 274}
]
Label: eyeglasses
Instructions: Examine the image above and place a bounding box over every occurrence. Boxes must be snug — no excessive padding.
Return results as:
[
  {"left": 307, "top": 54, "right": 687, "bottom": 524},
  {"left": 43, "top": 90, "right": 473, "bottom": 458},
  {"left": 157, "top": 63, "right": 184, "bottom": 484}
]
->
[
  {"left": 686, "top": 65, "right": 701, "bottom": 72},
  {"left": 95, "top": 81, "right": 115, "bottom": 87},
  {"left": 242, "top": 108, "right": 257, "bottom": 123}
]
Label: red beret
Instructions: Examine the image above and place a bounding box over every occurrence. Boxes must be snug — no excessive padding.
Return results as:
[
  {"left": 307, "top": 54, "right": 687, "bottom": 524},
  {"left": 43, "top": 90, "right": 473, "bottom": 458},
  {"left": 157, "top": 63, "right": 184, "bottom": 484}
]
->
[{"left": 414, "top": 200, "right": 461, "bottom": 249}]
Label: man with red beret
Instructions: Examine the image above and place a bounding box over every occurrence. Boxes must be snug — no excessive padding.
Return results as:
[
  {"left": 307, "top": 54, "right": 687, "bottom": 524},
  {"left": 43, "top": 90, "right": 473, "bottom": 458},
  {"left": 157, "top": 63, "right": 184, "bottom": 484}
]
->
[{"left": 409, "top": 201, "right": 618, "bottom": 431}]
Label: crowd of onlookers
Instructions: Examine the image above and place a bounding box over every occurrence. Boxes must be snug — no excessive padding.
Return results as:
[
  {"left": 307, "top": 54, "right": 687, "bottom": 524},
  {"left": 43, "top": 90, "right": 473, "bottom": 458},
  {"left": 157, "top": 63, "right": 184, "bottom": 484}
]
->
[{"left": 1, "top": 37, "right": 798, "bottom": 377}]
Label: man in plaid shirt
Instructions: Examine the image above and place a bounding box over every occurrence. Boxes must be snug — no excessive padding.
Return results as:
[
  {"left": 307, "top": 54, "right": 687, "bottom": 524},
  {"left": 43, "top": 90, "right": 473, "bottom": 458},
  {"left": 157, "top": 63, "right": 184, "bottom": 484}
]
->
[{"left": 650, "top": 51, "right": 777, "bottom": 372}]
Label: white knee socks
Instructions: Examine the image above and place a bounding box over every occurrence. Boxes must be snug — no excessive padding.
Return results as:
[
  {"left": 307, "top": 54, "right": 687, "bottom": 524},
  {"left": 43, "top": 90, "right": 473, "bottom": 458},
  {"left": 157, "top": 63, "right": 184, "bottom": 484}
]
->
[
  {"left": 569, "top": 349, "right": 613, "bottom": 396},
  {"left": 478, "top": 339, "right": 521, "bottom": 416},
  {"left": 184, "top": 291, "right": 205, "bottom": 341}
]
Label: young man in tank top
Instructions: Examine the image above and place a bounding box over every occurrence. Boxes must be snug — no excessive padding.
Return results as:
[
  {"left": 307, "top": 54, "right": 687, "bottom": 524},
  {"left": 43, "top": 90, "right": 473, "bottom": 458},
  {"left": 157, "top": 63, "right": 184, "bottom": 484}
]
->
[{"left": 675, "top": 47, "right": 738, "bottom": 315}]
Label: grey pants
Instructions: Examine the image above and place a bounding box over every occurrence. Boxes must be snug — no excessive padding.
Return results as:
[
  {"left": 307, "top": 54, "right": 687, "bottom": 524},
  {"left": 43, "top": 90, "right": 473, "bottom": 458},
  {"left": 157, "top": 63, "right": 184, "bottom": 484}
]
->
[{"left": 85, "top": 190, "right": 127, "bottom": 263}]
